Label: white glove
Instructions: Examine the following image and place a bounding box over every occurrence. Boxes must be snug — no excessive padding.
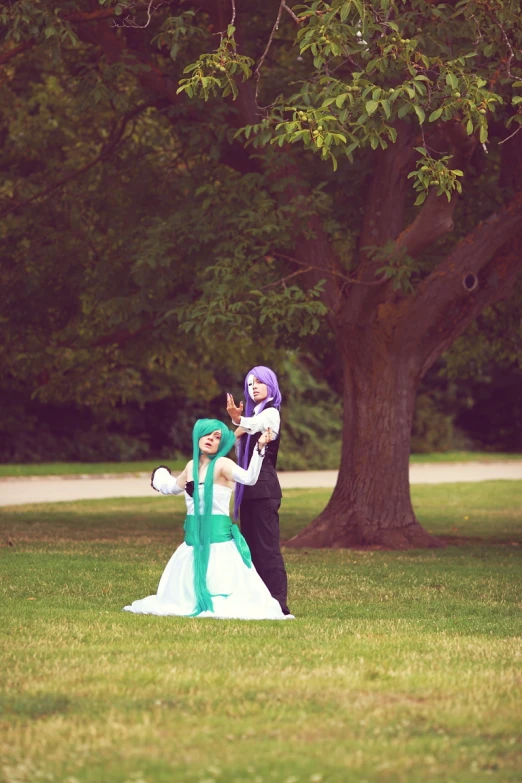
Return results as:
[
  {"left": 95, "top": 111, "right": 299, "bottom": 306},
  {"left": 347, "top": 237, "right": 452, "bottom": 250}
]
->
[
  {"left": 231, "top": 446, "right": 265, "bottom": 486},
  {"left": 151, "top": 467, "right": 184, "bottom": 495}
]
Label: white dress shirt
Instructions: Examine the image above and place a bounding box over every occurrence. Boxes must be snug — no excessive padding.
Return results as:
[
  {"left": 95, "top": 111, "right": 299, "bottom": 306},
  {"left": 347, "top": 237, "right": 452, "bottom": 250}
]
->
[{"left": 238, "top": 399, "right": 280, "bottom": 440}]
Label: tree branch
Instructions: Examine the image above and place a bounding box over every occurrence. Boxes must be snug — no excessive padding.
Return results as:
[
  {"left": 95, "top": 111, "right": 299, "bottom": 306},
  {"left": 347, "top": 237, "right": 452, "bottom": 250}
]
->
[
  {"left": 271, "top": 252, "right": 386, "bottom": 286},
  {"left": 203, "top": 6, "right": 343, "bottom": 316},
  {"left": 90, "top": 320, "right": 156, "bottom": 348},
  {"left": 282, "top": 2, "right": 301, "bottom": 25},
  {"left": 74, "top": 9, "right": 259, "bottom": 178},
  {"left": 395, "top": 189, "right": 458, "bottom": 257},
  {"left": 254, "top": 1, "right": 284, "bottom": 110},
  {"left": 0, "top": 105, "right": 148, "bottom": 219},
  {"left": 419, "top": 234, "right": 522, "bottom": 376},
  {"left": 0, "top": 41, "right": 34, "bottom": 66},
  {"left": 110, "top": 1, "right": 166, "bottom": 29},
  {"left": 410, "top": 189, "right": 522, "bottom": 333},
  {"left": 65, "top": 9, "right": 117, "bottom": 23},
  {"left": 78, "top": 1, "right": 341, "bottom": 316},
  {"left": 396, "top": 121, "right": 480, "bottom": 257}
]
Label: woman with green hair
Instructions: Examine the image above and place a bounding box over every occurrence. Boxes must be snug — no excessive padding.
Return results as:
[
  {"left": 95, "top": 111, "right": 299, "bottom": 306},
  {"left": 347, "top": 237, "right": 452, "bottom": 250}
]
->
[{"left": 123, "top": 419, "right": 289, "bottom": 620}]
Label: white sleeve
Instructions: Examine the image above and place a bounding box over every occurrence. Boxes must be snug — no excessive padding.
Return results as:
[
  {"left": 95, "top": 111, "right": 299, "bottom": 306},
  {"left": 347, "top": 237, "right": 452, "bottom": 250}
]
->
[
  {"left": 238, "top": 408, "right": 280, "bottom": 438},
  {"left": 231, "top": 446, "right": 266, "bottom": 486},
  {"left": 152, "top": 467, "right": 184, "bottom": 495}
]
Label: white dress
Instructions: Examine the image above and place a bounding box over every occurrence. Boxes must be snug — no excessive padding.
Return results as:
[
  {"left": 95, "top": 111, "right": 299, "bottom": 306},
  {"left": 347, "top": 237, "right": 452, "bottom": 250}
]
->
[{"left": 123, "top": 484, "right": 288, "bottom": 620}]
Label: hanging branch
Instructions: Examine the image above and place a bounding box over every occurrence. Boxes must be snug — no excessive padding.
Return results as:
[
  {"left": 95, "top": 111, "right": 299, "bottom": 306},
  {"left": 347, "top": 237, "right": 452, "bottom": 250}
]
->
[
  {"left": 254, "top": 1, "right": 285, "bottom": 109},
  {"left": 0, "top": 105, "right": 149, "bottom": 220},
  {"left": 261, "top": 266, "right": 313, "bottom": 290},
  {"left": 499, "top": 125, "right": 522, "bottom": 145},
  {"left": 64, "top": 9, "right": 117, "bottom": 23},
  {"left": 111, "top": 0, "right": 166, "bottom": 29},
  {"left": 0, "top": 41, "right": 34, "bottom": 66},
  {"left": 282, "top": 2, "right": 300, "bottom": 25},
  {"left": 213, "top": 0, "right": 236, "bottom": 42},
  {"left": 229, "top": 0, "right": 236, "bottom": 29},
  {"left": 271, "top": 252, "right": 387, "bottom": 286}
]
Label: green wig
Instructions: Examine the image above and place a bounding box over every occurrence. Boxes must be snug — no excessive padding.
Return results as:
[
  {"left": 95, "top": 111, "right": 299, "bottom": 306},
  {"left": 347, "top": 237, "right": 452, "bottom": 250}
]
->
[{"left": 191, "top": 419, "right": 235, "bottom": 615}]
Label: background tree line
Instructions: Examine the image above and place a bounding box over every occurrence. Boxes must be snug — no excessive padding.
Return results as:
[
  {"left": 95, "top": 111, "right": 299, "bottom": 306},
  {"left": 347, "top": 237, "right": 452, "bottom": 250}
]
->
[
  {"left": 2, "top": 349, "right": 521, "bottom": 466},
  {"left": 1, "top": 0, "right": 521, "bottom": 547}
]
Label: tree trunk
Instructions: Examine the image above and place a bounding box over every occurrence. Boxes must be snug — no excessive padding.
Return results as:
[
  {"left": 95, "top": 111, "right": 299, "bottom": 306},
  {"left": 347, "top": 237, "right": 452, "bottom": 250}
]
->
[{"left": 286, "top": 330, "right": 442, "bottom": 550}]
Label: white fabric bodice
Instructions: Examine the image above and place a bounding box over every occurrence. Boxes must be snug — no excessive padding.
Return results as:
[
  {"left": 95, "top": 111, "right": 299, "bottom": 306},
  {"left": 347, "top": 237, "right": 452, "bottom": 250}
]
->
[{"left": 185, "top": 484, "right": 233, "bottom": 517}]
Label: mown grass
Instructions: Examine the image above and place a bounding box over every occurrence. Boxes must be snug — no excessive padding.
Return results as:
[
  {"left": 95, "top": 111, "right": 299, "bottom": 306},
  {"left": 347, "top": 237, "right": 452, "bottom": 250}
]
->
[
  {"left": 1, "top": 482, "right": 521, "bottom": 783},
  {"left": 1, "top": 451, "right": 521, "bottom": 477}
]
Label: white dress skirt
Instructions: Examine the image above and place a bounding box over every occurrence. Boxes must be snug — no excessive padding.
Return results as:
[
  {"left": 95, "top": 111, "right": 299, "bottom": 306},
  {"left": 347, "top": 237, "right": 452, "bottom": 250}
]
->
[{"left": 123, "top": 485, "right": 288, "bottom": 620}]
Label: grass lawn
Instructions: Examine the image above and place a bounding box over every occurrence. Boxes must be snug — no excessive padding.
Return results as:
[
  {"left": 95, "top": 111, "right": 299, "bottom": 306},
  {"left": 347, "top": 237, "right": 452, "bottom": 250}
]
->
[
  {"left": 1, "top": 482, "right": 521, "bottom": 783},
  {"left": 0, "top": 459, "right": 187, "bottom": 478},
  {"left": 1, "top": 452, "right": 522, "bottom": 478}
]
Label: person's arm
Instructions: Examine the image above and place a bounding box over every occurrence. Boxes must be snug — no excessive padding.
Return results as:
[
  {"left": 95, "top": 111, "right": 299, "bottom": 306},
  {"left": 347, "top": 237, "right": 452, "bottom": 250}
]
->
[
  {"left": 151, "top": 464, "right": 188, "bottom": 495},
  {"left": 237, "top": 408, "right": 280, "bottom": 437},
  {"left": 220, "top": 429, "right": 272, "bottom": 485}
]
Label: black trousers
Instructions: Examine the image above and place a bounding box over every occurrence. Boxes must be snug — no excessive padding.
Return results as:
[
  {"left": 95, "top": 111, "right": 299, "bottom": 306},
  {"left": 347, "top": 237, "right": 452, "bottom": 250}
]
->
[{"left": 240, "top": 498, "right": 289, "bottom": 614}]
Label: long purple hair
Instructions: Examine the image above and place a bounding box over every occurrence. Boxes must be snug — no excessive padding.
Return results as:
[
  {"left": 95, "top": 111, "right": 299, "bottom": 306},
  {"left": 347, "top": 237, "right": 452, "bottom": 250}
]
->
[{"left": 234, "top": 366, "right": 282, "bottom": 519}]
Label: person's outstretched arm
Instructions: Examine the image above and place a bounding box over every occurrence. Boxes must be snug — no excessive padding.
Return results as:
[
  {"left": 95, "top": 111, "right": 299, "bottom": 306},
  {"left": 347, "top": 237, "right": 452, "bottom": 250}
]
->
[
  {"left": 219, "top": 429, "right": 272, "bottom": 486},
  {"left": 151, "top": 464, "right": 189, "bottom": 495}
]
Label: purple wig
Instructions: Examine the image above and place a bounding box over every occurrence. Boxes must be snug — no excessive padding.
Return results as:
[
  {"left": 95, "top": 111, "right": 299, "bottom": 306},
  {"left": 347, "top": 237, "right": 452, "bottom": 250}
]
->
[{"left": 234, "top": 365, "right": 282, "bottom": 519}]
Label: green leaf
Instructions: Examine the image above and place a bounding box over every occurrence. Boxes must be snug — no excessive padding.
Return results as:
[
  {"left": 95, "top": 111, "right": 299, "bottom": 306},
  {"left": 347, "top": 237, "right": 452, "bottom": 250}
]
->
[
  {"left": 479, "top": 125, "right": 488, "bottom": 143},
  {"left": 414, "top": 192, "right": 427, "bottom": 206},
  {"left": 446, "top": 72, "right": 458, "bottom": 90},
  {"left": 335, "top": 94, "right": 347, "bottom": 108},
  {"left": 413, "top": 105, "right": 425, "bottom": 124},
  {"left": 466, "top": 118, "right": 473, "bottom": 135},
  {"left": 429, "top": 108, "right": 443, "bottom": 122},
  {"left": 366, "top": 100, "right": 379, "bottom": 116}
]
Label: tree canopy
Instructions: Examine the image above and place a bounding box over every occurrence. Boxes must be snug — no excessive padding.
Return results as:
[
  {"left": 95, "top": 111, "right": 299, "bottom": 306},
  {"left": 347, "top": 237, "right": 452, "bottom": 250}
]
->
[{"left": 1, "top": 0, "right": 521, "bottom": 546}]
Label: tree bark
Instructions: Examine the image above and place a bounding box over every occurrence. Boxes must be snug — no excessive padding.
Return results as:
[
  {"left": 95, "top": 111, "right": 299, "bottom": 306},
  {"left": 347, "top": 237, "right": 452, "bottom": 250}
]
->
[{"left": 286, "top": 329, "right": 442, "bottom": 549}]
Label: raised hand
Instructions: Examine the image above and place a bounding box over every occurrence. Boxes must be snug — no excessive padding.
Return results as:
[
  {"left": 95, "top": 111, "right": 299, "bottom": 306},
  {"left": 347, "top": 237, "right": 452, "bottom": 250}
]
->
[
  {"left": 150, "top": 464, "right": 172, "bottom": 491},
  {"left": 226, "top": 393, "right": 244, "bottom": 424}
]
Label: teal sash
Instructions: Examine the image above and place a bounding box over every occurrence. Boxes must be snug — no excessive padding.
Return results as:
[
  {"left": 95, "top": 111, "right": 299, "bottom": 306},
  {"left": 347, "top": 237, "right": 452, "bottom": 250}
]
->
[{"left": 184, "top": 514, "right": 252, "bottom": 570}]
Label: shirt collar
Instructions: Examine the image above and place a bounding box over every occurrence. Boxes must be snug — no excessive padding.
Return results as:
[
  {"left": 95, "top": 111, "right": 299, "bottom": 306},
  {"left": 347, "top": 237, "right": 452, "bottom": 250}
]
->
[{"left": 254, "top": 396, "right": 273, "bottom": 415}]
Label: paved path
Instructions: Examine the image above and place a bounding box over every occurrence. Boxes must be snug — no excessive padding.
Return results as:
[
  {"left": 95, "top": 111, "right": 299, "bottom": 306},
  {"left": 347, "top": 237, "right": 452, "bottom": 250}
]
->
[{"left": 0, "top": 462, "right": 521, "bottom": 507}]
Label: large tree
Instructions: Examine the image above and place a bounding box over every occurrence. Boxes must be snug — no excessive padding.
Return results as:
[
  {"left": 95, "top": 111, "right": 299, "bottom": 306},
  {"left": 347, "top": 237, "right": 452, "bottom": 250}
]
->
[{"left": 1, "top": 0, "right": 521, "bottom": 547}]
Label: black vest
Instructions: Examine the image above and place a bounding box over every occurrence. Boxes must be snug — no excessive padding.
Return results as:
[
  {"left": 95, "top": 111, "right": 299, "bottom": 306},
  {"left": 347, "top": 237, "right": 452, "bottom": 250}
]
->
[{"left": 242, "top": 403, "right": 282, "bottom": 500}]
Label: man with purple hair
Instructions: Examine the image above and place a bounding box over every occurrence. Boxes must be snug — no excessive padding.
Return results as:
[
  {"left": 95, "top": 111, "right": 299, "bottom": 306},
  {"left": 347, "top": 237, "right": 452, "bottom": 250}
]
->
[{"left": 226, "top": 366, "right": 292, "bottom": 617}]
